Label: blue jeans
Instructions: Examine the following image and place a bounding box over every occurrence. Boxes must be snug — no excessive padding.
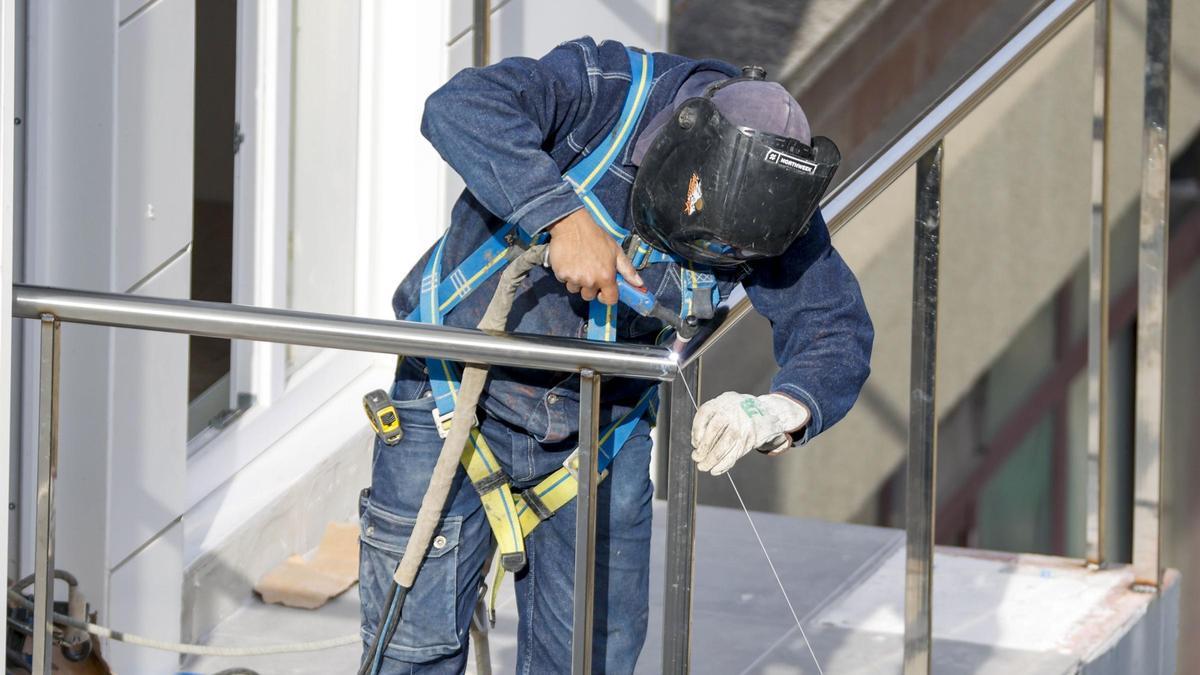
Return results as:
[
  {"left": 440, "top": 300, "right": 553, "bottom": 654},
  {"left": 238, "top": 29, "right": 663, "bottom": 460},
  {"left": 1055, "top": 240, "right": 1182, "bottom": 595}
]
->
[{"left": 359, "top": 378, "right": 655, "bottom": 674}]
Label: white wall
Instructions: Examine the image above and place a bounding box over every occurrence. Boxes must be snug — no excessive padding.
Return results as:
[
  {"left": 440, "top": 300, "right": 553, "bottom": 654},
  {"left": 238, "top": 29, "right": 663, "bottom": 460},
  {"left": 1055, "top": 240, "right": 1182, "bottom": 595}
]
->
[
  {"left": 23, "top": 0, "right": 118, "bottom": 634},
  {"left": 286, "top": 0, "right": 361, "bottom": 373},
  {"left": 24, "top": 1, "right": 192, "bottom": 672}
]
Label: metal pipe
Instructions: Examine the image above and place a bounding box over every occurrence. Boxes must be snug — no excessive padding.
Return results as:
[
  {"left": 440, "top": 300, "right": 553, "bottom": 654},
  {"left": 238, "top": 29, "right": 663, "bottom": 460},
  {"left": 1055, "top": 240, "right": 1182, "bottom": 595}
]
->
[
  {"left": 683, "top": 0, "right": 1092, "bottom": 368},
  {"left": 903, "top": 143, "right": 943, "bottom": 675},
  {"left": 12, "top": 284, "right": 677, "bottom": 381},
  {"left": 472, "top": 0, "right": 491, "bottom": 68},
  {"left": 1085, "top": 0, "right": 1112, "bottom": 568},
  {"left": 1132, "top": 0, "right": 1171, "bottom": 592},
  {"left": 6, "top": 0, "right": 28, "bottom": 588},
  {"left": 32, "top": 315, "right": 59, "bottom": 674},
  {"left": 571, "top": 369, "right": 601, "bottom": 674},
  {"left": 661, "top": 359, "right": 701, "bottom": 674}
]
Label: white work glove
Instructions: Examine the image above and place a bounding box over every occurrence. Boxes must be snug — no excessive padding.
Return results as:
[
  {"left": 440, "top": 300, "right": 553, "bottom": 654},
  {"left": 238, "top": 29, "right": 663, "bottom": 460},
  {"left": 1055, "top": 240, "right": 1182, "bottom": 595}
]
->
[{"left": 691, "top": 392, "right": 811, "bottom": 475}]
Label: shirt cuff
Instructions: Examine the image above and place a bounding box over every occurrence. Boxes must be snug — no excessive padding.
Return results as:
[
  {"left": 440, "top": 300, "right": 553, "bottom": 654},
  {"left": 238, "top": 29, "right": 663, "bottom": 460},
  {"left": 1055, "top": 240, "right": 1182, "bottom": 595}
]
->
[
  {"left": 772, "top": 383, "right": 823, "bottom": 447},
  {"left": 507, "top": 179, "right": 586, "bottom": 238}
]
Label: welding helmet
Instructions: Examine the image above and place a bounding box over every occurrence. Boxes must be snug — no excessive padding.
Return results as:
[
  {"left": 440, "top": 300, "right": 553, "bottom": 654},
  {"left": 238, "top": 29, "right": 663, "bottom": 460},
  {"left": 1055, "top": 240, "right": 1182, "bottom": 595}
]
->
[{"left": 630, "top": 67, "right": 841, "bottom": 267}]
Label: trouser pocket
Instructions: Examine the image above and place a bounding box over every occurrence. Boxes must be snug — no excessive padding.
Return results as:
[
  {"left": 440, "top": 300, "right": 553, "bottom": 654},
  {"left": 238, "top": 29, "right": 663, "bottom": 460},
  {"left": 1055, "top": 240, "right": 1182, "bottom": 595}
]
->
[{"left": 359, "top": 493, "right": 463, "bottom": 663}]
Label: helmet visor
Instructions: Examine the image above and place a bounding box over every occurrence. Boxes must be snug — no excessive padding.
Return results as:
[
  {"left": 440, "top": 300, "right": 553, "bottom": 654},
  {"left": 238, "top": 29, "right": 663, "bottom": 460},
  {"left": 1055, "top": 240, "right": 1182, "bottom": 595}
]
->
[{"left": 631, "top": 97, "right": 840, "bottom": 267}]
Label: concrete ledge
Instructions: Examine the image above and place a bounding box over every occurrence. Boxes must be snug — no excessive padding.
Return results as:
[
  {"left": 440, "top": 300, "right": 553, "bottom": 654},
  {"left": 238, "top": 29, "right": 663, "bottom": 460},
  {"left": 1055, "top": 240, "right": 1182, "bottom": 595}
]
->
[
  {"left": 180, "top": 427, "right": 372, "bottom": 643},
  {"left": 184, "top": 504, "right": 1181, "bottom": 673}
]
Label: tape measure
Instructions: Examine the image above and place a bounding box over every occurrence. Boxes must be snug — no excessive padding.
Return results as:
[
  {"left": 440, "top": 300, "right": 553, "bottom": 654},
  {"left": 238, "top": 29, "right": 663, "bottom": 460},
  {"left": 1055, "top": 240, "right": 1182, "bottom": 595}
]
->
[{"left": 363, "top": 389, "right": 403, "bottom": 445}]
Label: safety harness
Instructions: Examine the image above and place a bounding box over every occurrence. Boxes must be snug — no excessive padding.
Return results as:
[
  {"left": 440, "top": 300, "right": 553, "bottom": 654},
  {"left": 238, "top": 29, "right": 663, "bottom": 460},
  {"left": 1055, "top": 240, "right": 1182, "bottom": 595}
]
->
[{"left": 402, "top": 47, "right": 718, "bottom": 613}]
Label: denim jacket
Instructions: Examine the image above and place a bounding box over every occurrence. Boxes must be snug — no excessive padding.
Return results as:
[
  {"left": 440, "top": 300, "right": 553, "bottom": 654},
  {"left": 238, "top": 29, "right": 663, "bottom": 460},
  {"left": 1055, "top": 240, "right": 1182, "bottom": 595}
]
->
[{"left": 391, "top": 37, "right": 873, "bottom": 458}]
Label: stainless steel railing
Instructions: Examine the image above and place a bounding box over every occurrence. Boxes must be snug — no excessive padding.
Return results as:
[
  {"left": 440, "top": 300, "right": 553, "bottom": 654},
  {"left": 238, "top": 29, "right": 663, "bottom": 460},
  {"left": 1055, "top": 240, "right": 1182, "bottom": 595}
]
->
[
  {"left": 9, "top": 0, "right": 1175, "bottom": 672},
  {"left": 12, "top": 285, "right": 677, "bottom": 381},
  {"left": 11, "top": 285, "right": 678, "bottom": 674},
  {"left": 664, "top": 0, "right": 1173, "bottom": 672}
]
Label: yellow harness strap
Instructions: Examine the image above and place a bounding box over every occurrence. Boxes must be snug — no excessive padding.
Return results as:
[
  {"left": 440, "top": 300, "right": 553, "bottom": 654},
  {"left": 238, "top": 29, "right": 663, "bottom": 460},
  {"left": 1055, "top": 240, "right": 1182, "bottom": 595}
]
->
[
  {"left": 454, "top": 425, "right": 527, "bottom": 571},
  {"left": 485, "top": 465, "right": 614, "bottom": 624}
]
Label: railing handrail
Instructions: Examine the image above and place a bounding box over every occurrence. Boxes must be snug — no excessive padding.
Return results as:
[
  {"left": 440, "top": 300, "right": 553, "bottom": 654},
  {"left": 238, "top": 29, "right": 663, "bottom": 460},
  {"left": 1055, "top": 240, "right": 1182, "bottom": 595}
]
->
[
  {"left": 684, "top": 0, "right": 1092, "bottom": 366},
  {"left": 11, "top": 284, "right": 678, "bottom": 381}
]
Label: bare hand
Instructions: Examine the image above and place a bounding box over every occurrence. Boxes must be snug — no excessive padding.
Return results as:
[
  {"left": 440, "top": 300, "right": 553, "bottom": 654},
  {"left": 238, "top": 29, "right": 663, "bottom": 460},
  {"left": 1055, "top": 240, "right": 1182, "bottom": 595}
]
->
[{"left": 547, "top": 209, "right": 642, "bottom": 305}]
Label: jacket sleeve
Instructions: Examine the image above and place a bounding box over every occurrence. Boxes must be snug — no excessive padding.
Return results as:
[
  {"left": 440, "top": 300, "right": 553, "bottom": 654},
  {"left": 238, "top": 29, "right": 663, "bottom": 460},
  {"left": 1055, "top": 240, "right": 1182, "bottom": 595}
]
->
[
  {"left": 420, "top": 40, "right": 595, "bottom": 238},
  {"left": 742, "top": 210, "right": 874, "bottom": 444}
]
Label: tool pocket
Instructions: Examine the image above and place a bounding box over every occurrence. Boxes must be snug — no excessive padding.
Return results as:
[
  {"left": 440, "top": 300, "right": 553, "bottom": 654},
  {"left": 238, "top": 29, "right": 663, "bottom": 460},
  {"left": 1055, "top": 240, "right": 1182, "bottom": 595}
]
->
[{"left": 358, "top": 494, "right": 463, "bottom": 663}]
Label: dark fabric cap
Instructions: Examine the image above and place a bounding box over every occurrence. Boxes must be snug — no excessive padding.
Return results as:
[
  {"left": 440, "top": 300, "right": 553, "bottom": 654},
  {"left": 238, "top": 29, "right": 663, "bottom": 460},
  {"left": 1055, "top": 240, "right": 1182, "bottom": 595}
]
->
[{"left": 632, "top": 72, "right": 811, "bottom": 165}]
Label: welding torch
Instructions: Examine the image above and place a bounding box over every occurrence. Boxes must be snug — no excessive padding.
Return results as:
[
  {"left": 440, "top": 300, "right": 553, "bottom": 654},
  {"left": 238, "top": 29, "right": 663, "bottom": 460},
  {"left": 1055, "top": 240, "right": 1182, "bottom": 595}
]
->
[{"left": 616, "top": 277, "right": 700, "bottom": 352}]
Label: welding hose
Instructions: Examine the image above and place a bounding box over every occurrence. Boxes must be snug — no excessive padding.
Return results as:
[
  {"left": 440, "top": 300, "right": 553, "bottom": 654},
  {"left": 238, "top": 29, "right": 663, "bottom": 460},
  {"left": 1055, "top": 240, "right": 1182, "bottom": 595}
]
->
[
  {"left": 360, "top": 244, "right": 547, "bottom": 675},
  {"left": 11, "top": 570, "right": 90, "bottom": 652},
  {"left": 6, "top": 588, "right": 358, "bottom": 656}
]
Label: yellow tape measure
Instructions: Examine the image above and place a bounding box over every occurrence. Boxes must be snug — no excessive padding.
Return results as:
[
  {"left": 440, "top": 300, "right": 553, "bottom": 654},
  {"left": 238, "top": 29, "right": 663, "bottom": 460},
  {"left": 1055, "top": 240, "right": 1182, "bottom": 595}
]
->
[{"left": 363, "top": 389, "right": 403, "bottom": 445}]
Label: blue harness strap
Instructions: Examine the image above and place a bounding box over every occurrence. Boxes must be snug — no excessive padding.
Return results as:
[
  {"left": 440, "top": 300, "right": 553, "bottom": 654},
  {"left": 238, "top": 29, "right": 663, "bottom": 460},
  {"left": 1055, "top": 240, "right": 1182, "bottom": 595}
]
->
[
  {"left": 418, "top": 46, "right": 657, "bottom": 416},
  {"left": 568, "top": 49, "right": 654, "bottom": 342},
  {"left": 410, "top": 47, "right": 711, "bottom": 516}
]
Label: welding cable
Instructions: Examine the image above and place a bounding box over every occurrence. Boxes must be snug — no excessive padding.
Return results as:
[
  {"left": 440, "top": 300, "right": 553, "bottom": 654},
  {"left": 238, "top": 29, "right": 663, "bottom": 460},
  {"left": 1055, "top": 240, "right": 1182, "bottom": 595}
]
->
[
  {"left": 359, "top": 244, "right": 548, "bottom": 675},
  {"left": 6, "top": 589, "right": 358, "bottom": 657},
  {"left": 365, "top": 584, "right": 405, "bottom": 674},
  {"left": 10, "top": 570, "right": 79, "bottom": 592}
]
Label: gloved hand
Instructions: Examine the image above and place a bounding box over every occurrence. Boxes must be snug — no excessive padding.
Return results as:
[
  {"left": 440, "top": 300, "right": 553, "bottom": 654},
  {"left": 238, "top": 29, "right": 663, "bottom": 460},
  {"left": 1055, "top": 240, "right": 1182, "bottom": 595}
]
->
[{"left": 691, "top": 392, "right": 811, "bottom": 475}]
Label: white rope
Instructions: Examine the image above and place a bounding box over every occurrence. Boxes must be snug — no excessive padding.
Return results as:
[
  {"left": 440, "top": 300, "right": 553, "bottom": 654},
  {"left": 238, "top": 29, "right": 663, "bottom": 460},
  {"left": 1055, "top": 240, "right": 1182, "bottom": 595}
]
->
[
  {"left": 8, "top": 589, "right": 359, "bottom": 657},
  {"left": 677, "top": 374, "right": 825, "bottom": 675}
]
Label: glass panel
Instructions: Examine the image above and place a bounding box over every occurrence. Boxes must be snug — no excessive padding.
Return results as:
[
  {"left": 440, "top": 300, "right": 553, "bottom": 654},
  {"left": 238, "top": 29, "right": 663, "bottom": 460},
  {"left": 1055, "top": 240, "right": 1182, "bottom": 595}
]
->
[
  {"left": 189, "top": 0, "right": 237, "bottom": 439},
  {"left": 286, "top": 0, "right": 361, "bottom": 376},
  {"left": 925, "top": 9, "right": 1094, "bottom": 556}
]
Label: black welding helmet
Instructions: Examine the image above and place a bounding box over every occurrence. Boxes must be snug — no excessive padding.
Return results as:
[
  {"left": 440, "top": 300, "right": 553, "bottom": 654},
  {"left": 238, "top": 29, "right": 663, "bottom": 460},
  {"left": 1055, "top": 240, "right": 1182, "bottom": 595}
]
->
[{"left": 630, "top": 67, "right": 841, "bottom": 267}]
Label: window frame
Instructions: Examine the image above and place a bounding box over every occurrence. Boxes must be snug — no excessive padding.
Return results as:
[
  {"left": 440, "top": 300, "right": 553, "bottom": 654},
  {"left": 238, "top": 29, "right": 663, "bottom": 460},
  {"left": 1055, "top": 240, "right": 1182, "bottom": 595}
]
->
[{"left": 187, "top": 0, "right": 375, "bottom": 510}]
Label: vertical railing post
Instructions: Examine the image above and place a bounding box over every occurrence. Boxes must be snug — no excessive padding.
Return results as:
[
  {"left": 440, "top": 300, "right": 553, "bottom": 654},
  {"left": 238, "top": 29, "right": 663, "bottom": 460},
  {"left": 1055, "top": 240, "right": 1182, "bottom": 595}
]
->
[
  {"left": 662, "top": 358, "right": 701, "bottom": 674},
  {"left": 1132, "top": 0, "right": 1171, "bottom": 592},
  {"left": 572, "top": 369, "right": 602, "bottom": 674},
  {"left": 903, "top": 142, "right": 943, "bottom": 675},
  {"left": 472, "top": 0, "right": 491, "bottom": 68},
  {"left": 33, "top": 315, "right": 60, "bottom": 674},
  {"left": 1085, "top": 0, "right": 1112, "bottom": 569}
]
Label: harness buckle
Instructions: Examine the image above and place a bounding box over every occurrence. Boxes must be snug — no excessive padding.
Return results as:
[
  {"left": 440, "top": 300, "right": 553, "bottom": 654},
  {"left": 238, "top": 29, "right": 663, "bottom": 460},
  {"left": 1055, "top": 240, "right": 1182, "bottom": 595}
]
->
[
  {"left": 519, "top": 488, "right": 555, "bottom": 522},
  {"left": 690, "top": 287, "right": 716, "bottom": 321},
  {"left": 504, "top": 231, "right": 529, "bottom": 253},
  {"left": 431, "top": 408, "right": 478, "bottom": 438},
  {"left": 499, "top": 551, "right": 527, "bottom": 573},
  {"left": 562, "top": 448, "right": 610, "bottom": 483},
  {"left": 625, "top": 234, "right": 652, "bottom": 270}
]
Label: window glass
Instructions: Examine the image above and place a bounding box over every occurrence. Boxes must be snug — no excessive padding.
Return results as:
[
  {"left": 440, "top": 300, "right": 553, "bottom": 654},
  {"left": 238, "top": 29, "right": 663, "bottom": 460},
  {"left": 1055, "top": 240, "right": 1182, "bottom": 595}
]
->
[{"left": 189, "top": 0, "right": 236, "bottom": 441}]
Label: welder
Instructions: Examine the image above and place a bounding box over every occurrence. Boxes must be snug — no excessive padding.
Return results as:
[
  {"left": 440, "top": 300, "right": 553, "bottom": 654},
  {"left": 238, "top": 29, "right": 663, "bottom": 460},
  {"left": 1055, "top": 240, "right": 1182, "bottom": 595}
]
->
[{"left": 358, "top": 37, "right": 873, "bottom": 673}]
